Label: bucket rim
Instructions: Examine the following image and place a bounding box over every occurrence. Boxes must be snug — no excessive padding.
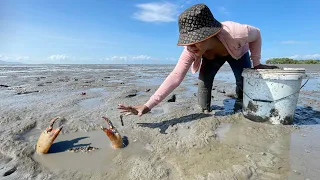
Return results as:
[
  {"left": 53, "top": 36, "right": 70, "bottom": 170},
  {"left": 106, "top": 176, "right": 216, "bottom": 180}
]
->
[
  {"left": 242, "top": 67, "right": 307, "bottom": 79},
  {"left": 242, "top": 67, "right": 306, "bottom": 74}
]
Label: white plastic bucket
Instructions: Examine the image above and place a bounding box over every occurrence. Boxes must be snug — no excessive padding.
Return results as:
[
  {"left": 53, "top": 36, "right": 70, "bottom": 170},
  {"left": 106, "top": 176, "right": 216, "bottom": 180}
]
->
[{"left": 241, "top": 68, "right": 307, "bottom": 125}]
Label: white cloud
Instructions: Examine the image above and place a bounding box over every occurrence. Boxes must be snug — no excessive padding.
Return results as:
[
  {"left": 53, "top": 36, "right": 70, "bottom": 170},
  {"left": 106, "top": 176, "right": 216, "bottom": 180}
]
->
[
  {"left": 113, "top": 56, "right": 127, "bottom": 61},
  {"left": 166, "top": 57, "right": 177, "bottom": 62},
  {"left": 104, "top": 56, "right": 128, "bottom": 63},
  {"left": 218, "top": 6, "right": 229, "bottom": 15},
  {"left": 16, "top": 56, "right": 30, "bottom": 61},
  {"left": 0, "top": 54, "right": 30, "bottom": 63},
  {"left": 288, "top": 54, "right": 320, "bottom": 60},
  {"left": 132, "top": 55, "right": 152, "bottom": 60},
  {"left": 133, "top": 2, "right": 179, "bottom": 22},
  {"left": 280, "top": 40, "right": 309, "bottom": 44},
  {"left": 103, "top": 55, "right": 159, "bottom": 63},
  {"left": 0, "top": 55, "right": 10, "bottom": 61},
  {"left": 47, "top": 54, "right": 69, "bottom": 60}
]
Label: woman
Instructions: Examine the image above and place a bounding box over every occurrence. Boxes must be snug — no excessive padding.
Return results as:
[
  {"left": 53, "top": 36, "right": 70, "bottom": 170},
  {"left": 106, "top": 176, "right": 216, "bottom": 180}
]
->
[{"left": 118, "top": 3, "right": 277, "bottom": 116}]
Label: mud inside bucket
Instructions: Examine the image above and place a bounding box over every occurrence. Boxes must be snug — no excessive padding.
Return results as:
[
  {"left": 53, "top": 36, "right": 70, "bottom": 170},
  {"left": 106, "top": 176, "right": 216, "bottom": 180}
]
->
[{"left": 241, "top": 68, "right": 307, "bottom": 125}]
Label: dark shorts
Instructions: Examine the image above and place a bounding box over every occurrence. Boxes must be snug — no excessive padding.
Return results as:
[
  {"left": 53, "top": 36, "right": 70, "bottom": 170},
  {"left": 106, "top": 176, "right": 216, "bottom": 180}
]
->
[{"left": 197, "top": 52, "right": 252, "bottom": 110}]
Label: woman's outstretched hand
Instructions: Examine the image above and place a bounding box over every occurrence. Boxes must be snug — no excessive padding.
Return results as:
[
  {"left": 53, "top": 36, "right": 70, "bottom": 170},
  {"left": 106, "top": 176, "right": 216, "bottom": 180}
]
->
[{"left": 117, "top": 104, "right": 151, "bottom": 117}]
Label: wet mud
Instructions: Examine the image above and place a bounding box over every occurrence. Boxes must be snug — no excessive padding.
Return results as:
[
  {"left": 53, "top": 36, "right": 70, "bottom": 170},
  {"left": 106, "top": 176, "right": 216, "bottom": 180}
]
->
[{"left": 0, "top": 64, "right": 319, "bottom": 179}]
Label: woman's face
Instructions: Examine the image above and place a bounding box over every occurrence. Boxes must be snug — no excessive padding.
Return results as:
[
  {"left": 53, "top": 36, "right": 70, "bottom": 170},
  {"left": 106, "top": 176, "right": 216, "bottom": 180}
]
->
[{"left": 186, "top": 38, "right": 211, "bottom": 56}]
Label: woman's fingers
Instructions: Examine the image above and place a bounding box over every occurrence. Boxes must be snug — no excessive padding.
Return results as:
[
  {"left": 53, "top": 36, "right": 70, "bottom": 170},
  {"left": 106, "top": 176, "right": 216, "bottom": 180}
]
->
[
  {"left": 117, "top": 105, "right": 131, "bottom": 110},
  {"left": 117, "top": 104, "right": 128, "bottom": 108},
  {"left": 118, "top": 104, "right": 140, "bottom": 116},
  {"left": 120, "top": 109, "right": 130, "bottom": 113}
]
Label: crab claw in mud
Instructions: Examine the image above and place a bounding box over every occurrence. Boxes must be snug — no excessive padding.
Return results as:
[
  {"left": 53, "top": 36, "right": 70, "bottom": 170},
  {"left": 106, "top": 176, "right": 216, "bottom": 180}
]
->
[
  {"left": 101, "top": 116, "right": 123, "bottom": 149},
  {"left": 36, "top": 117, "right": 63, "bottom": 154}
]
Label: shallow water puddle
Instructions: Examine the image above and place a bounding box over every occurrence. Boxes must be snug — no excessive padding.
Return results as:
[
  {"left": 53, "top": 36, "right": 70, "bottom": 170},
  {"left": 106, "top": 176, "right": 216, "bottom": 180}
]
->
[
  {"left": 150, "top": 103, "right": 182, "bottom": 116},
  {"left": 33, "top": 130, "right": 149, "bottom": 172},
  {"left": 288, "top": 125, "right": 320, "bottom": 180},
  {"left": 107, "top": 79, "right": 124, "bottom": 83},
  {"left": 214, "top": 123, "right": 232, "bottom": 141},
  {"left": 216, "top": 120, "right": 320, "bottom": 179},
  {"left": 184, "top": 85, "right": 197, "bottom": 96},
  {"left": 76, "top": 87, "right": 109, "bottom": 96},
  {"left": 215, "top": 71, "right": 236, "bottom": 83},
  {"left": 294, "top": 106, "right": 320, "bottom": 125},
  {"left": 176, "top": 126, "right": 191, "bottom": 138},
  {"left": 135, "top": 76, "right": 166, "bottom": 86},
  {"left": 76, "top": 88, "right": 109, "bottom": 108},
  {"left": 78, "top": 97, "right": 102, "bottom": 108},
  {"left": 1, "top": 93, "right": 66, "bottom": 108},
  {"left": 301, "top": 77, "right": 319, "bottom": 91},
  {"left": 87, "top": 87, "right": 109, "bottom": 96},
  {"left": 150, "top": 108, "right": 164, "bottom": 115},
  {"left": 212, "top": 98, "right": 237, "bottom": 116},
  {"left": 299, "top": 94, "right": 320, "bottom": 101}
]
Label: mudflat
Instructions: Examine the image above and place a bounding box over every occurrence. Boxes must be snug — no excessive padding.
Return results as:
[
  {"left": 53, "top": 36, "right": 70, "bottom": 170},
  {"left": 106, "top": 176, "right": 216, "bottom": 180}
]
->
[{"left": 0, "top": 64, "right": 319, "bottom": 180}]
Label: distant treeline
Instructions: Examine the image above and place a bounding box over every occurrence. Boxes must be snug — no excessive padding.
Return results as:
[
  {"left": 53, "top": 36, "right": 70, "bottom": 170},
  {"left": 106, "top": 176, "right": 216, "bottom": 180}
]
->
[{"left": 266, "top": 58, "right": 320, "bottom": 64}]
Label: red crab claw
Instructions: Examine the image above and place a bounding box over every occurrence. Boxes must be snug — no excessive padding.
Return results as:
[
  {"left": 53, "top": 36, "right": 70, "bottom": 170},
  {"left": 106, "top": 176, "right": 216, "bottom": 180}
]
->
[
  {"left": 101, "top": 116, "right": 123, "bottom": 149},
  {"left": 36, "top": 117, "right": 63, "bottom": 154}
]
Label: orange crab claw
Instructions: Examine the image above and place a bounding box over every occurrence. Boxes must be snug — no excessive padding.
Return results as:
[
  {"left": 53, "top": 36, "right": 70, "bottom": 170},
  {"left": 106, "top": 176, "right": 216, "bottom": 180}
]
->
[
  {"left": 36, "top": 117, "right": 63, "bottom": 154},
  {"left": 101, "top": 116, "right": 123, "bottom": 149}
]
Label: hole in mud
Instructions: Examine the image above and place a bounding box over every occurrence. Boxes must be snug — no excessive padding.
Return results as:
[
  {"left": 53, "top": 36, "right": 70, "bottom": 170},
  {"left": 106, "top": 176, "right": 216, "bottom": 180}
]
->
[
  {"left": 33, "top": 130, "right": 149, "bottom": 171},
  {"left": 49, "top": 136, "right": 90, "bottom": 153},
  {"left": 122, "top": 136, "right": 129, "bottom": 147},
  {"left": 3, "top": 167, "right": 16, "bottom": 176}
]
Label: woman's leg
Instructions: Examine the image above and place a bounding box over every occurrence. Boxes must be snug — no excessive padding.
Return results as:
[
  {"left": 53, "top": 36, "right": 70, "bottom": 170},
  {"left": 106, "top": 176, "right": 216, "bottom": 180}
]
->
[
  {"left": 227, "top": 52, "right": 252, "bottom": 100},
  {"left": 198, "top": 58, "right": 226, "bottom": 111}
]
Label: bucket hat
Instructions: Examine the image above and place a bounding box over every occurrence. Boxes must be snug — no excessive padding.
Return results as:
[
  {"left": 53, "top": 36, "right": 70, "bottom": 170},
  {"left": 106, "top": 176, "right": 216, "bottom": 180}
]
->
[{"left": 177, "top": 4, "right": 222, "bottom": 46}]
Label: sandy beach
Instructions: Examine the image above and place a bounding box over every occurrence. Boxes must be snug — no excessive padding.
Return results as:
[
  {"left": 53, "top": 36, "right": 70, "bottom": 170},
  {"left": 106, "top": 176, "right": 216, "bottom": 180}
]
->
[{"left": 0, "top": 63, "right": 319, "bottom": 180}]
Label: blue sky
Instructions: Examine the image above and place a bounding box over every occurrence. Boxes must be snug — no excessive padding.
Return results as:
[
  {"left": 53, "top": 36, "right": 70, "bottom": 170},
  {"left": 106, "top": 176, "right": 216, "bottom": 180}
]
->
[{"left": 0, "top": 0, "right": 319, "bottom": 64}]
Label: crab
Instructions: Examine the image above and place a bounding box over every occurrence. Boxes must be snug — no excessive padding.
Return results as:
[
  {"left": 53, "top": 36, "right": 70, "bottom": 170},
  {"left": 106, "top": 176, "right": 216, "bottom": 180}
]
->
[
  {"left": 100, "top": 116, "right": 124, "bottom": 149},
  {"left": 36, "top": 117, "right": 63, "bottom": 154}
]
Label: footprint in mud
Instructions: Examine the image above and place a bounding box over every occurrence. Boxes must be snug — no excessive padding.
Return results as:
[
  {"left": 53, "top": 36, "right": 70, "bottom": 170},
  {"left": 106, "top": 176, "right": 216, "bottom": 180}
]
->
[{"left": 3, "top": 167, "right": 16, "bottom": 177}]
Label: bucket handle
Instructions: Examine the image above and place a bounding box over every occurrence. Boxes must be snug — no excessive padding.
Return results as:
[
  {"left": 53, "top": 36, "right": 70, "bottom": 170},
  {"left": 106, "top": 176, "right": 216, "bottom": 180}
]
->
[{"left": 242, "top": 78, "right": 310, "bottom": 103}]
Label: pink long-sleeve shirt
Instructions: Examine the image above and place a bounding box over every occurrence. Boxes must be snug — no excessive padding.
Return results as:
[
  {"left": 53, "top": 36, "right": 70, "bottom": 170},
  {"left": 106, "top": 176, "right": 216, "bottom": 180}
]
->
[{"left": 144, "top": 21, "right": 262, "bottom": 110}]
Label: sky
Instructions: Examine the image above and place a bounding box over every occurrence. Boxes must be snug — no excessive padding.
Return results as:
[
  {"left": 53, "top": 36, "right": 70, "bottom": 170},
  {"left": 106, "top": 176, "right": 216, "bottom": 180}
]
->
[{"left": 0, "top": 0, "right": 320, "bottom": 64}]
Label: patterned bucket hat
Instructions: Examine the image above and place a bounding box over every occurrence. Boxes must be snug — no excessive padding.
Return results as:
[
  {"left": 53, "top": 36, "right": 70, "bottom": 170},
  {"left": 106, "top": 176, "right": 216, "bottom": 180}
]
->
[{"left": 177, "top": 4, "right": 222, "bottom": 46}]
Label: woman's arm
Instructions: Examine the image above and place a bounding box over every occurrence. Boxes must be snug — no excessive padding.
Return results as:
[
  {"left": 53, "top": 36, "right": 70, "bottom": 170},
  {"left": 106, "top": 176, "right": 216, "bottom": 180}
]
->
[
  {"left": 144, "top": 48, "right": 195, "bottom": 110},
  {"left": 247, "top": 25, "right": 262, "bottom": 67}
]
